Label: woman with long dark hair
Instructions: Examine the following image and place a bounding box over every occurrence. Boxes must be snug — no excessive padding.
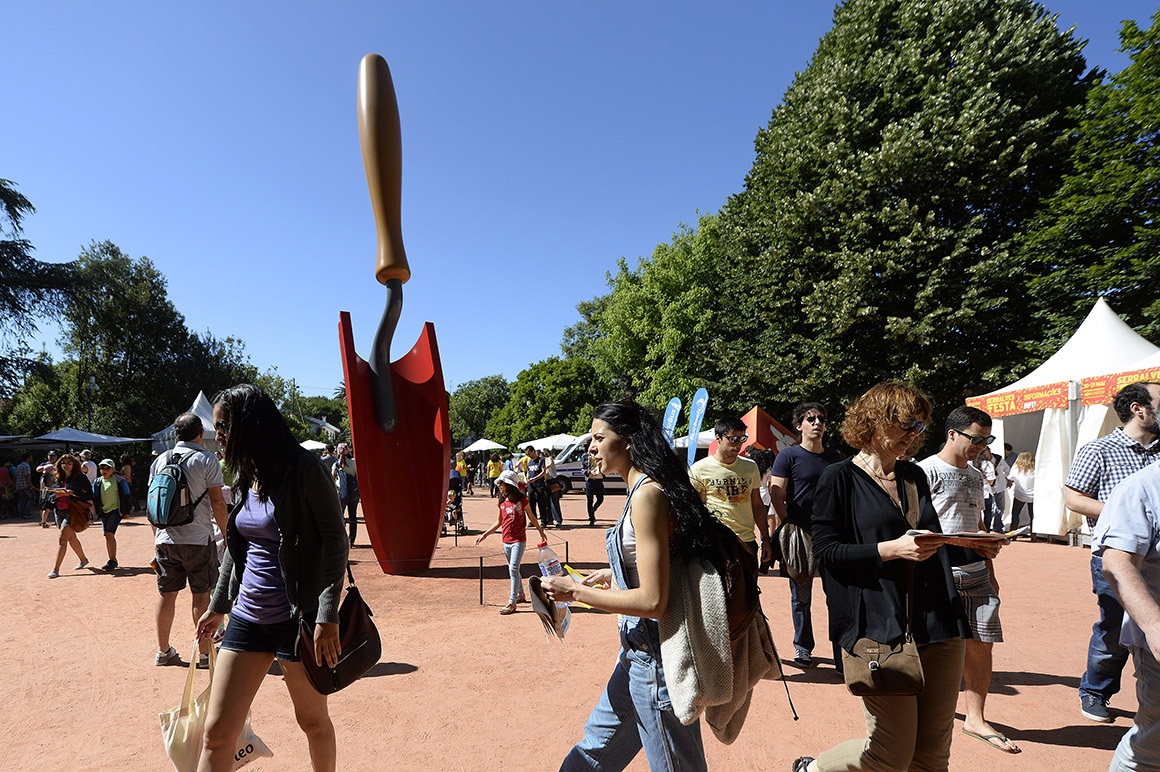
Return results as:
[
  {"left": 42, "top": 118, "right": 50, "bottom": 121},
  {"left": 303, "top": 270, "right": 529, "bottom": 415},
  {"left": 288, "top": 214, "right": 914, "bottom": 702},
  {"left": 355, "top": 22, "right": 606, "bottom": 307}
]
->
[
  {"left": 48, "top": 453, "right": 92, "bottom": 578},
  {"left": 540, "top": 400, "right": 717, "bottom": 771},
  {"left": 194, "top": 384, "right": 348, "bottom": 771}
]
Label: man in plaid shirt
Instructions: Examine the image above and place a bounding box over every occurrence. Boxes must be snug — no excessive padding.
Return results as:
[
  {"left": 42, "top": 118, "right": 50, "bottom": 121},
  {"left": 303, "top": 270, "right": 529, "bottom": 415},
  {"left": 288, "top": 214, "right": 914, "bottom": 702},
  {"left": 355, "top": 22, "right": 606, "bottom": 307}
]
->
[{"left": 1066, "top": 381, "right": 1160, "bottom": 723}]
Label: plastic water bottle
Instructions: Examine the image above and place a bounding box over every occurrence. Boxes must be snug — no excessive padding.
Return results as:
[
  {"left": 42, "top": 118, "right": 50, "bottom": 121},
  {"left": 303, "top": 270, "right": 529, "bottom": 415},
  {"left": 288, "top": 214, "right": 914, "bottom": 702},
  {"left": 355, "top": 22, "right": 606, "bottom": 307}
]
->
[{"left": 537, "top": 541, "right": 570, "bottom": 607}]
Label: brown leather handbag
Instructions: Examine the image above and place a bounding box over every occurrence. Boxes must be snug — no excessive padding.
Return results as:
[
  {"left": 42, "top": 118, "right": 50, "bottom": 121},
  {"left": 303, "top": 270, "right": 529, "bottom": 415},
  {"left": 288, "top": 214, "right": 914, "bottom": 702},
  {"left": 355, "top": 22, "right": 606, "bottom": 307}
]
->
[
  {"left": 841, "top": 478, "right": 926, "bottom": 697},
  {"left": 68, "top": 498, "right": 92, "bottom": 533},
  {"left": 296, "top": 564, "right": 381, "bottom": 695}
]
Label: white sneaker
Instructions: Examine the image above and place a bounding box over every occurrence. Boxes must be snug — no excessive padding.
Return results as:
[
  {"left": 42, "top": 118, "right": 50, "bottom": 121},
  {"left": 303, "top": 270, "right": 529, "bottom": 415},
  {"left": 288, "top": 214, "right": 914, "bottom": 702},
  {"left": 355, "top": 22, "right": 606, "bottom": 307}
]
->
[{"left": 47, "top": 570, "right": 59, "bottom": 579}]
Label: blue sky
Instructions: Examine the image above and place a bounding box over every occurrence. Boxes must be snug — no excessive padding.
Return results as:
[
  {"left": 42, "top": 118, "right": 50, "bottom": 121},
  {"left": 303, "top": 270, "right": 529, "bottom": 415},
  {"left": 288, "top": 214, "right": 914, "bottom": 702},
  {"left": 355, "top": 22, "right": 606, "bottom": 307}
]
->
[{"left": 6, "top": 1, "right": 1150, "bottom": 398}]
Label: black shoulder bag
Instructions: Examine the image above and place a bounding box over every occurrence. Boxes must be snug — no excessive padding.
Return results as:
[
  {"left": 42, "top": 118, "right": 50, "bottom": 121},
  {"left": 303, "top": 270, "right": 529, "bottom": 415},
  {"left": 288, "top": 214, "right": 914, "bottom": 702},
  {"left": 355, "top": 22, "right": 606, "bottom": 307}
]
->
[{"left": 296, "top": 562, "right": 382, "bottom": 695}]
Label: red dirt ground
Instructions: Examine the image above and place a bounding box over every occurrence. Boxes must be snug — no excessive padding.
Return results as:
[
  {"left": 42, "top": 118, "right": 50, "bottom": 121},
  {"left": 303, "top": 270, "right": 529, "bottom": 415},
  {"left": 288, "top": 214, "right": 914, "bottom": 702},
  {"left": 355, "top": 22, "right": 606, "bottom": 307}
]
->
[{"left": 0, "top": 491, "right": 1133, "bottom": 771}]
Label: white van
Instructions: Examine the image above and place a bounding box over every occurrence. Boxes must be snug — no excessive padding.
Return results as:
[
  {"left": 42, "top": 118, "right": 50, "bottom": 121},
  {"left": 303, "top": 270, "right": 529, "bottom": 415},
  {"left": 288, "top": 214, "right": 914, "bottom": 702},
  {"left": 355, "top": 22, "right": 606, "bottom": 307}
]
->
[{"left": 552, "top": 433, "right": 627, "bottom": 494}]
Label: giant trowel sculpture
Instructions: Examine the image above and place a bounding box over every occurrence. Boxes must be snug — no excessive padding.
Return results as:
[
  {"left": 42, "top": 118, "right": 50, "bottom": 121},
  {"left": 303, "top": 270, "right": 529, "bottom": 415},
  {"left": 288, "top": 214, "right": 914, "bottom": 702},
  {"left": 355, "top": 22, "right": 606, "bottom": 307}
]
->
[{"left": 339, "top": 53, "right": 450, "bottom": 574}]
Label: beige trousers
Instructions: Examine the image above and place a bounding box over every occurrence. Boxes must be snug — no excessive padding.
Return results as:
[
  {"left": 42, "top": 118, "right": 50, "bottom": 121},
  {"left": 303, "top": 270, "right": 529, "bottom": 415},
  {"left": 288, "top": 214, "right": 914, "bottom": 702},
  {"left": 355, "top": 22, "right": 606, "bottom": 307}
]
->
[{"left": 817, "top": 638, "right": 966, "bottom": 772}]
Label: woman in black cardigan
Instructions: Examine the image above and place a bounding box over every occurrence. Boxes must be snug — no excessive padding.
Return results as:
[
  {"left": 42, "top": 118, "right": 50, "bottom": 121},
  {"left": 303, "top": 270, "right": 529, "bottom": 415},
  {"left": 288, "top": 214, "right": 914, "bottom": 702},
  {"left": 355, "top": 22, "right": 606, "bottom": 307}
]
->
[{"left": 793, "top": 381, "right": 985, "bottom": 772}]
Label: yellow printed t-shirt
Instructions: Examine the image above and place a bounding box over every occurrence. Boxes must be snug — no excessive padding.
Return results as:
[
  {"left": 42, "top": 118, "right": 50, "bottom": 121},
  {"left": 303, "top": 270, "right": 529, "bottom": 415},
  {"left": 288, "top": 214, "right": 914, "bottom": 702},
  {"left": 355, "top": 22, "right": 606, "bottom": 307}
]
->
[
  {"left": 487, "top": 460, "right": 503, "bottom": 478},
  {"left": 689, "top": 455, "right": 762, "bottom": 543}
]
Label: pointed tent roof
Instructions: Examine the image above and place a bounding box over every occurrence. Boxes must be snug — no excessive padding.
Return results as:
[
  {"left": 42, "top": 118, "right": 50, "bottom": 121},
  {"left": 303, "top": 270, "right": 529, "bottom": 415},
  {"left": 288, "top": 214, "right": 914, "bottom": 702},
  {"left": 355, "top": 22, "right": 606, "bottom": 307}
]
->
[
  {"left": 978, "top": 298, "right": 1159, "bottom": 394},
  {"left": 35, "top": 427, "right": 147, "bottom": 445}
]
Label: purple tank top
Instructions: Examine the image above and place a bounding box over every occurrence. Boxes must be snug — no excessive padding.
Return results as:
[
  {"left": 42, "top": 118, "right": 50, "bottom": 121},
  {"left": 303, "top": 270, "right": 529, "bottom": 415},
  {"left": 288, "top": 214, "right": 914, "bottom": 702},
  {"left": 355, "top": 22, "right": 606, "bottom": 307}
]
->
[{"left": 231, "top": 490, "right": 291, "bottom": 624}]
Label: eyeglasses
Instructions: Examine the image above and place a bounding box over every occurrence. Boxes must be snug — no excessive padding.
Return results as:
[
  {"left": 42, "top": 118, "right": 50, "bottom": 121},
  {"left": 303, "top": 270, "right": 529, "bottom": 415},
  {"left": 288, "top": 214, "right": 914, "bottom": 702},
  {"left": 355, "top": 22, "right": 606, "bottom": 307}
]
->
[
  {"left": 213, "top": 420, "right": 229, "bottom": 433},
  {"left": 719, "top": 434, "right": 749, "bottom": 445},
  {"left": 803, "top": 415, "right": 827, "bottom": 425},
  {"left": 897, "top": 418, "right": 928, "bottom": 434},
  {"left": 953, "top": 428, "right": 996, "bottom": 446}
]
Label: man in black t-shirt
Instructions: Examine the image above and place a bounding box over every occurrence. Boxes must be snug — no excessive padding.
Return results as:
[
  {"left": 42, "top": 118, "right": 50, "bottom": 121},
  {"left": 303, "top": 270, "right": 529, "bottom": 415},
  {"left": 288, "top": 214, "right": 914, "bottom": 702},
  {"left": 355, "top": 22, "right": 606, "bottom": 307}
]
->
[{"left": 770, "top": 401, "right": 842, "bottom": 669}]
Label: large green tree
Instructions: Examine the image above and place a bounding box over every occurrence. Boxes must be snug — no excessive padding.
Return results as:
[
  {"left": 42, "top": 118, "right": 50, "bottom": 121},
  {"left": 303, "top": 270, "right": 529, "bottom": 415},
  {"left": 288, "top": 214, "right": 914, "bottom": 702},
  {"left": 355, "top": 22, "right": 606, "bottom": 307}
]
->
[
  {"left": 484, "top": 358, "right": 608, "bottom": 449},
  {"left": 0, "top": 179, "right": 75, "bottom": 395},
  {"left": 10, "top": 240, "right": 261, "bottom": 437},
  {"left": 583, "top": 214, "right": 737, "bottom": 411},
  {"left": 717, "top": 0, "right": 1092, "bottom": 417},
  {"left": 1021, "top": 10, "right": 1160, "bottom": 353},
  {"left": 449, "top": 374, "right": 510, "bottom": 446}
]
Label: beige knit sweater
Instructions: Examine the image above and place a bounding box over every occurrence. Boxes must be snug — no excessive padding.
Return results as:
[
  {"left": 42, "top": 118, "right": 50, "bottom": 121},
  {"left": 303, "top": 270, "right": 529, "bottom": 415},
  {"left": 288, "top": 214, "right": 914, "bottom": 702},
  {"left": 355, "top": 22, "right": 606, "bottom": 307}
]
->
[{"left": 660, "top": 555, "right": 782, "bottom": 744}]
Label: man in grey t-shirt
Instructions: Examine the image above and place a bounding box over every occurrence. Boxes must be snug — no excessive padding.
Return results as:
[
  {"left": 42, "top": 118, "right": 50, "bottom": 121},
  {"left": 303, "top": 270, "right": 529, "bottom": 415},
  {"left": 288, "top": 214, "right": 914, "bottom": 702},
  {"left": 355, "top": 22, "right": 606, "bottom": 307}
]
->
[
  {"left": 919, "top": 406, "right": 1015, "bottom": 753},
  {"left": 150, "top": 413, "right": 228, "bottom": 667}
]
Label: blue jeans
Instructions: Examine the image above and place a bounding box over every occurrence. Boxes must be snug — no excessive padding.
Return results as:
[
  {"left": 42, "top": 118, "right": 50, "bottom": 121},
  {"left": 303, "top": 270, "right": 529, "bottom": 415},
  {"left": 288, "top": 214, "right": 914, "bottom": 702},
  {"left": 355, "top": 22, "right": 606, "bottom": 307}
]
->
[
  {"left": 790, "top": 577, "right": 815, "bottom": 656},
  {"left": 503, "top": 540, "right": 526, "bottom": 604},
  {"left": 1111, "top": 645, "right": 1160, "bottom": 771},
  {"left": 1080, "top": 554, "right": 1129, "bottom": 703},
  {"left": 561, "top": 624, "right": 706, "bottom": 771}
]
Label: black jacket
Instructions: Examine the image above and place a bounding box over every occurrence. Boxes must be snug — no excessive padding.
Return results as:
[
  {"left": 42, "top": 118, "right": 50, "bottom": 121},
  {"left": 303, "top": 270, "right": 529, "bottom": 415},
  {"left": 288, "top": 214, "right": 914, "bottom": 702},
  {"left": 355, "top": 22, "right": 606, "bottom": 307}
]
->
[{"left": 812, "top": 458, "right": 969, "bottom": 653}]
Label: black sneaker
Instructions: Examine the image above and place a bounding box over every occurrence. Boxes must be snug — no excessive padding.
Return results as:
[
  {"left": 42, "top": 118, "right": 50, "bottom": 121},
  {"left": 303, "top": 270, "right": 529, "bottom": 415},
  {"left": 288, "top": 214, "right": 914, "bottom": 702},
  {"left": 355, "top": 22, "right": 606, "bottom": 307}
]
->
[
  {"left": 1081, "top": 694, "right": 1112, "bottom": 723},
  {"left": 102, "top": 559, "right": 118, "bottom": 572},
  {"left": 792, "top": 757, "right": 815, "bottom": 772}
]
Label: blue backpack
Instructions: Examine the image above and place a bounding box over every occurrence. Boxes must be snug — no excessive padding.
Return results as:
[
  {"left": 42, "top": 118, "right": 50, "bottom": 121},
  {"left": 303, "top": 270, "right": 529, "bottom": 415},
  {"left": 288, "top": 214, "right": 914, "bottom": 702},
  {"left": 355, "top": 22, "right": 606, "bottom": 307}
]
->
[{"left": 147, "top": 451, "right": 207, "bottom": 528}]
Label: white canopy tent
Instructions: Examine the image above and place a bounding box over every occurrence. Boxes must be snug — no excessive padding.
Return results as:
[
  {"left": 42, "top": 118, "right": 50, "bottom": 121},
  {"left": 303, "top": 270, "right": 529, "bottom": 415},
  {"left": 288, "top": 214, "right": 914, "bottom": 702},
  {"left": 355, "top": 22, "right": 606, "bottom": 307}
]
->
[
  {"left": 673, "top": 428, "right": 715, "bottom": 449},
  {"left": 151, "top": 391, "right": 218, "bottom": 453},
  {"left": 1075, "top": 349, "right": 1160, "bottom": 458},
  {"left": 968, "top": 299, "right": 1159, "bottom": 539},
  {"left": 517, "top": 433, "right": 577, "bottom": 451},
  {"left": 300, "top": 439, "right": 327, "bottom": 451},
  {"left": 461, "top": 438, "right": 507, "bottom": 453}
]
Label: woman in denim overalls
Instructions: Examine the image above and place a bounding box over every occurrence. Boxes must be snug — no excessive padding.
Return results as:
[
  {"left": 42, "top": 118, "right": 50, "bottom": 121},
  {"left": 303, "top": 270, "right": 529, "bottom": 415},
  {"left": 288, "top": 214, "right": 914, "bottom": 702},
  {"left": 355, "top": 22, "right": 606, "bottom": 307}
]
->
[{"left": 541, "top": 401, "right": 718, "bottom": 771}]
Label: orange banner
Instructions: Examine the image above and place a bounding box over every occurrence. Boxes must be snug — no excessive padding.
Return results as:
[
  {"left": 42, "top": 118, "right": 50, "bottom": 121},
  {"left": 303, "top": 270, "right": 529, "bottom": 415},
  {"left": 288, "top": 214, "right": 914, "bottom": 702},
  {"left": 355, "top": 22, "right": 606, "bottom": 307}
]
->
[
  {"left": 966, "top": 381, "right": 1069, "bottom": 418},
  {"left": 1081, "top": 366, "right": 1160, "bottom": 406}
]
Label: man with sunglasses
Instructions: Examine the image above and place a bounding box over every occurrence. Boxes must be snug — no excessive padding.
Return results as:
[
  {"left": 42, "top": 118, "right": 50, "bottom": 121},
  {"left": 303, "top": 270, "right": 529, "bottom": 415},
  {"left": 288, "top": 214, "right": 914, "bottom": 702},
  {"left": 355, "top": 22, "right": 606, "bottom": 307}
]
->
[
  {"left": 690, "top": 417, "right": 772, "bottom": 567},
  {"left": 769, "top": 402, "right": 842, "bottom": 669},
  {"left": 919, "top": 406, "right": 1017, "bottom": 754},
  {"left": 1066, "top": 381, "right": 1160, "bottom": 724}
]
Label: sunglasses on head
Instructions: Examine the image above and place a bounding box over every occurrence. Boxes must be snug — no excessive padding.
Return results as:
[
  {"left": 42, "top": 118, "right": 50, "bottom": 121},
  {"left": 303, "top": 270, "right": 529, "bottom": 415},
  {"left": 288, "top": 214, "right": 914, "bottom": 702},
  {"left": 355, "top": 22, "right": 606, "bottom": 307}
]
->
[
  {"left": 898, "top": 418, "right": 928, "bottom": 434},
  {"left": 953, "top": 428, "right": 996, "bottom": 446}
]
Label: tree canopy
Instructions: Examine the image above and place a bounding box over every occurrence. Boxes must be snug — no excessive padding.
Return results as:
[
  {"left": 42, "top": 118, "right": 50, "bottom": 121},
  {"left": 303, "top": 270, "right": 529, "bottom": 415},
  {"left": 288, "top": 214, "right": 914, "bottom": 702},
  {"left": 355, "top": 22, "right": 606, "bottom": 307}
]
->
[
  {"left": 449, "top": 374, "right": 510, "bottom": 447},
  {"left": 484, "top": 358, "right": 608, "bottom": 449},
  {"left": 0, "top": 179, "right": 75, "bottom": 395},
  {"left": 564, "top": 0, "right": 1096, "bottom": 430},
  {"left": 1021, "top": 9, "right": 1160, "bottom": 353}
]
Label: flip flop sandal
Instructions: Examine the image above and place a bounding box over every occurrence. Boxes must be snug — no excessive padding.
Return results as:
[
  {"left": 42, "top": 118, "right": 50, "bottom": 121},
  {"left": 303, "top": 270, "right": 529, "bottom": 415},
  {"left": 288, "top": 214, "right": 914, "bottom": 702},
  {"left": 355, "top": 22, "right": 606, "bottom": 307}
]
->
[{"left": 962, "top": 728, "right": 1021, "bottom": 753}]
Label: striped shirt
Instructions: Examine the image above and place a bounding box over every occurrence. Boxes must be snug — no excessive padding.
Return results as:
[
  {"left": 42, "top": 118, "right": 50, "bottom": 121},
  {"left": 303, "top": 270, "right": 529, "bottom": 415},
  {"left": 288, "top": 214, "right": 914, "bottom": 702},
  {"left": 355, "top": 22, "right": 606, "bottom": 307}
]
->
[{"left": 1066, "top": 427, "right": 1160, "bottom": 526}]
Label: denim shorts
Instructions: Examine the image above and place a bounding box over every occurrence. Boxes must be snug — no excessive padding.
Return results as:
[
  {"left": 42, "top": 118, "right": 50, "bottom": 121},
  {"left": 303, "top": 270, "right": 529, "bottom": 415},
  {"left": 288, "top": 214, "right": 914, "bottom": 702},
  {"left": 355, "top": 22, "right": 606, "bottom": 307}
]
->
[{"left": 220, "top": 615, "right": 301, "bottom": 662}]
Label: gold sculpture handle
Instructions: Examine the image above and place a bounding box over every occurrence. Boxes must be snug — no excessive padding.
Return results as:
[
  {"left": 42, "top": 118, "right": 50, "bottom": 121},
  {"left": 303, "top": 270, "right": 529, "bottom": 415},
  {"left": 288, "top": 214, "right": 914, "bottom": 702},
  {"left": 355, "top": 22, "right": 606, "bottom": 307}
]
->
[{"left": 358, "top": 54, "right": 411, "bottom": 285}]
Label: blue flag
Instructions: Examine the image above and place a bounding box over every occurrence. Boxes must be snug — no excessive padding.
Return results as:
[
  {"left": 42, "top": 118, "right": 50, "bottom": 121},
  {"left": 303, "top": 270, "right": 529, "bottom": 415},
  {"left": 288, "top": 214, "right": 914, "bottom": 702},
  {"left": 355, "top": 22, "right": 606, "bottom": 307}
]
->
[
  {"left": 661, "top": 397, "right": 682, "bottom": 449},
  {"left": 686, "top": 388, "right": 709, "bottom": 468}
]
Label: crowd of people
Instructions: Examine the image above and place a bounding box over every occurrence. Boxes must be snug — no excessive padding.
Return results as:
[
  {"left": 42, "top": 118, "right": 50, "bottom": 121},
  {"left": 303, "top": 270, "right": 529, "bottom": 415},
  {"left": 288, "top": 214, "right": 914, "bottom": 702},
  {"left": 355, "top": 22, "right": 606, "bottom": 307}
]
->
[{"left": 3, "top": 376, "right": 1158, "bottom": 771}]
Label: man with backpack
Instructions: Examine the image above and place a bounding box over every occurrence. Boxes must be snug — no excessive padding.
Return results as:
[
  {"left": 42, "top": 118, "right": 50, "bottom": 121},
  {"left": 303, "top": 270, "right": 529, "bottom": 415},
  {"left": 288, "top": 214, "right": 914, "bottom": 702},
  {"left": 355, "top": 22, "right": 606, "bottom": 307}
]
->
[{"left": 149, "top": 413, "right": 228, "bottom": 668}]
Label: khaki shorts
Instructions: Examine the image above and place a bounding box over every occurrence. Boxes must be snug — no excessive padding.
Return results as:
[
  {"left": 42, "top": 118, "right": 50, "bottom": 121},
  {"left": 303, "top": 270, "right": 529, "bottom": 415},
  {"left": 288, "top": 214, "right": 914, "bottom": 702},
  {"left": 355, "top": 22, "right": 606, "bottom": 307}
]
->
[{"left": 155, "top": 542, "right": 219, "bottom": 594}]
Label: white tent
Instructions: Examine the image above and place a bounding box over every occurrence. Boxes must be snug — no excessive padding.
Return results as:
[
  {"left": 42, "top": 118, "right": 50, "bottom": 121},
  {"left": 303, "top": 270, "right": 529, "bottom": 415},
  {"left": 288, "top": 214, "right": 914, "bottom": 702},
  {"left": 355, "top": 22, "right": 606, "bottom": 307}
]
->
[
  {"left": 300, "top": 439, "right": 327, "bottom": 451},
  {"left": 461, "top": 438, "right": 506, "bottom": 453},
  {"left": 673, "top": 428, "right": 715, "bottom": 449},
  {"left": 518, "top": 433, "right": 577, "bottom": 451},
  {"left": 968, "top": 299, "right": 1159, "bottom": 539},
  {"left": 151, "top": 391, "right": 218, "bottom": 453},
  {"left": 1074, "top": 349, "right": 1160, "bottom": 463}
]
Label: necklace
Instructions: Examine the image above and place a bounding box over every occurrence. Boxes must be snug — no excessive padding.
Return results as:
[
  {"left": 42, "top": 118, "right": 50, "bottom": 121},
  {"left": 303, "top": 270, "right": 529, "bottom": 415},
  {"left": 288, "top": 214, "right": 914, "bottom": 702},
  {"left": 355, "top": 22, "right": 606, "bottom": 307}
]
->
[{"left": 856, "top": 453, "right": 896, "bottom": 482}]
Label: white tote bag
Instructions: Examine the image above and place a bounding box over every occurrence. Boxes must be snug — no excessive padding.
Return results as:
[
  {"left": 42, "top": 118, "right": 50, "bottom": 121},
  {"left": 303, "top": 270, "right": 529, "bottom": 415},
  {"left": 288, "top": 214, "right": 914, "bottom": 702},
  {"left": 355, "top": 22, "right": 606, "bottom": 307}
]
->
[{"left": 159, "top": 646, "right": 273, "bottom": 771}]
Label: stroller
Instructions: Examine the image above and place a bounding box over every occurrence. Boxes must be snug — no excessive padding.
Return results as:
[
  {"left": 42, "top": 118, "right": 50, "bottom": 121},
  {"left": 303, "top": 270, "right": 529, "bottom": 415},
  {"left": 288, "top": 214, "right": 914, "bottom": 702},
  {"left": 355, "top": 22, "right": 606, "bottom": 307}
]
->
[{"left": 443, "top": 472, "right": 465, "bottom": 536}]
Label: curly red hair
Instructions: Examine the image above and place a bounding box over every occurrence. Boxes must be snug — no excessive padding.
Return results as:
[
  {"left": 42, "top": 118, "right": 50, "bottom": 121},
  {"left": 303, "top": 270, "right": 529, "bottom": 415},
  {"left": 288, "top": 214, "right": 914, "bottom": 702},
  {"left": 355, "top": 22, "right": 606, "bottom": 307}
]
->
[{"left": 840, "top": 381, "right": 933, "bottom": 453}]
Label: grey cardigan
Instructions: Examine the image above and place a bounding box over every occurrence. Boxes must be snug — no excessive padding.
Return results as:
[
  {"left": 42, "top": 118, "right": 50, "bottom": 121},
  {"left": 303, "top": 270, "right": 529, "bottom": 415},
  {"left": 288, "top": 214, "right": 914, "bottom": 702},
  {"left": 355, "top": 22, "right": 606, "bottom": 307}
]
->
[{"left": 209, "top": 449, "right": 349, "bottom": 624}]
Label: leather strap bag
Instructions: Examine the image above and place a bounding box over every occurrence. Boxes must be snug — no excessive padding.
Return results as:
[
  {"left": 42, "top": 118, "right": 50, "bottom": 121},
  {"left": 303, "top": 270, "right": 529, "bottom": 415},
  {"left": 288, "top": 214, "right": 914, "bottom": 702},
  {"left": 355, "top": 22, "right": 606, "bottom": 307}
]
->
[
  {"left": 296, "top": 563, "right": 382, "bottom": 695},
  {"left": 841, "top": 477, "right": 925, "bottom": 697}
]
